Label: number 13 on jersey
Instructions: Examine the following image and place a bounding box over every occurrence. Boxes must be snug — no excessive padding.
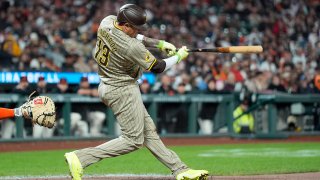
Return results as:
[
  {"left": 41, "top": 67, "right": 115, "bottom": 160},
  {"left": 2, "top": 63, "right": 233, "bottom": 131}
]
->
[{"left": 94, "top": 38, "right": 110, "bottom": 66}]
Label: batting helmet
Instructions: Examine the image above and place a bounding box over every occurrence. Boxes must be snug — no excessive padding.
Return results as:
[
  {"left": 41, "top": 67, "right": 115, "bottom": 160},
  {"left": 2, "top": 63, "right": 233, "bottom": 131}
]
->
[{"left": 117, "top": 4, "right": 148, "bottom": 31}]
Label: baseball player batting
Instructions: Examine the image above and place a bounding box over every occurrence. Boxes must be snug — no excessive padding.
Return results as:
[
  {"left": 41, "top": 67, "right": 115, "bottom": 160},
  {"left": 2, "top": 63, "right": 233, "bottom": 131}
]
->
[{"left": 64, "top": 4, "right": 208, "bottom": 180}]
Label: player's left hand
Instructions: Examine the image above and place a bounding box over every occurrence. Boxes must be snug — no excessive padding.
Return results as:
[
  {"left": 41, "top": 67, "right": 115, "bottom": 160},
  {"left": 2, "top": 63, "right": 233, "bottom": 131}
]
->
[
  {"left": 157, "top": 40, "right": 176, "bottom": 56},
  {"left": 176, "top": 46, "right": 189, "bottom": 63}
]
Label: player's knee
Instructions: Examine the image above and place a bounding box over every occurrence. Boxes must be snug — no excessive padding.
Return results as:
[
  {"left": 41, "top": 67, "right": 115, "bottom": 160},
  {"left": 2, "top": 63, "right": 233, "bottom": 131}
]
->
[
  {"left": 122, "top": 133, "right": 144, "bottom": 148},
  {"left": 133, "top": 136, "right": 144, "bottom": 148}
]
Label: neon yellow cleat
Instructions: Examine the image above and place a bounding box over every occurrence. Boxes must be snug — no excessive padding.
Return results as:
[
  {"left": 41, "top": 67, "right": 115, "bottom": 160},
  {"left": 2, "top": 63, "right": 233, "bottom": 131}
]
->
[
  {"left": 64, "top": 152, "right": 83, "bottom": 180},
  {"left": 176, "top": 169, "right": 209, "bottom": 180}
]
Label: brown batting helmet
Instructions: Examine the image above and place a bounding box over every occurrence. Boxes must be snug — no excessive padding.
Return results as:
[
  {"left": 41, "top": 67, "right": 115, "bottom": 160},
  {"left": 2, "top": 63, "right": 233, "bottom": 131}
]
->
[{"left": 117, "top": 4, "right": 148, "bottom": 31}]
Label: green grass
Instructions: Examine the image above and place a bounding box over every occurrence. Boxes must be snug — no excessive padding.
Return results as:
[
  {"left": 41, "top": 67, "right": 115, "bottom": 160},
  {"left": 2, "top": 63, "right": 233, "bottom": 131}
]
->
[{"left": 0, "top": 142, "right": 319, "bottom": 176}]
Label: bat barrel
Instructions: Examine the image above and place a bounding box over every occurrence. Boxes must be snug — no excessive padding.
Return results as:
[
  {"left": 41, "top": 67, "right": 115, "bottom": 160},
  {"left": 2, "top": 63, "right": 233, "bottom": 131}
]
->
[{"left": 227, "top": 46, "right": 263, "bottom": 53}]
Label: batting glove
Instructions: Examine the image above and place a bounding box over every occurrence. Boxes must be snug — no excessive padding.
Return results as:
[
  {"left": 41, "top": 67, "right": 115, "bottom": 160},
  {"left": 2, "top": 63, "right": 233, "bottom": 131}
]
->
[
  {"left": 157, "top": 40, "right": 176, "bottom": 56},
  {"left": 176, "top": 46, "right": 189, "bottom": 63}
]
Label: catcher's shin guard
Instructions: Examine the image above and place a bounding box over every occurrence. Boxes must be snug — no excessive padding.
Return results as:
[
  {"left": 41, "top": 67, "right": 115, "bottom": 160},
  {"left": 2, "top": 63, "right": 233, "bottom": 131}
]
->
[
  {"left": 176, "top": 169, "right": 209, "bottom": 180},
  {"left": 65, "top": 152, "right": 83, "bottom": 180}
]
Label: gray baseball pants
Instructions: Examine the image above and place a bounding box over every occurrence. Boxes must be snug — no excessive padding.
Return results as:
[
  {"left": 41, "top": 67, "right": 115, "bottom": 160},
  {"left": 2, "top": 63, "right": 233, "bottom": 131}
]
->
[{"left": 75, "top": 82, "right": 188, "bottom": 175}]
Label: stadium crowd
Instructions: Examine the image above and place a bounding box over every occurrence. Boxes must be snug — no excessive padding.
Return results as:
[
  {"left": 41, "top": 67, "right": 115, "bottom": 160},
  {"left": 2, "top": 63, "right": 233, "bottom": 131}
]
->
[{"left": 0, "top": 0, "right": 320, "bottom": 96}]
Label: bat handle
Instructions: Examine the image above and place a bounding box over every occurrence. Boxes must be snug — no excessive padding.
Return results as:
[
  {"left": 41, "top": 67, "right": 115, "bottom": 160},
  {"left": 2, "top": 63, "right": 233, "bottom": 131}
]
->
[
  {"left": 187, "top": 49, "right": 198, "bottom": 52},
  {"left": 176, "top": 48, "right": 200, "bottom": 52}
]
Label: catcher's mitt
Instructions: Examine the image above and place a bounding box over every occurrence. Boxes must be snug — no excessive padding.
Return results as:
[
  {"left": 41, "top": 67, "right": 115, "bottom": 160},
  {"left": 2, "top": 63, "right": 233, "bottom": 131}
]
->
[{"left": 21, "top": 93, "right": 56, "bottom": 128}]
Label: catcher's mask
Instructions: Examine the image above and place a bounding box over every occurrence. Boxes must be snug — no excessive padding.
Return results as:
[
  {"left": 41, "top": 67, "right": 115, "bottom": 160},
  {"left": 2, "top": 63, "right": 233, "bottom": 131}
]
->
[{"left": 117, "top": 4, "right": 148, "bottom": 31}]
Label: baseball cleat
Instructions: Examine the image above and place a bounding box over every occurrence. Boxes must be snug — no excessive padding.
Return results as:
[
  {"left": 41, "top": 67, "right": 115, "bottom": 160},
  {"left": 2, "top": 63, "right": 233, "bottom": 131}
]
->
[
  {"left": 64, "top": 152, "right": 83, "bottom": 180},
  {"left": 176, "top": 169, "right": 209, "bottom": 180}
]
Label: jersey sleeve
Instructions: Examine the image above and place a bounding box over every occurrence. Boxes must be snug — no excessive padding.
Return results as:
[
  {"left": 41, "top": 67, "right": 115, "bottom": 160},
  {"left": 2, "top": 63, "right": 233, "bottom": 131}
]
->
[{"left": 126, "top": 40, "right": 157, "bottom": 71}]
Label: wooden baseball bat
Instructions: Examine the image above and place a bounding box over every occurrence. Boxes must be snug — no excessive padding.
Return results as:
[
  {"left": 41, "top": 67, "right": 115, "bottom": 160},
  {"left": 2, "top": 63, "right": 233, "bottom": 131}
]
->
[{"left": 187, "top": 45, "right": 263, "bottom": 53}]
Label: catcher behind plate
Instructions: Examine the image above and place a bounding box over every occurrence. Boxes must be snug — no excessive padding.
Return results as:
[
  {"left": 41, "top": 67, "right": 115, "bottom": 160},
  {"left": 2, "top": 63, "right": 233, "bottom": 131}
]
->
[{"left": 21, "top": 94, "right": 56, "bottom": 128}]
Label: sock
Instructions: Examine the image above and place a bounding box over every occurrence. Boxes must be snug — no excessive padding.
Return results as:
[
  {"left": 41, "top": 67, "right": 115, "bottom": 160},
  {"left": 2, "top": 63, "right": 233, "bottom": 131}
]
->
[{"left": 0, "top": 108, "right": 15, "bottom": 119}]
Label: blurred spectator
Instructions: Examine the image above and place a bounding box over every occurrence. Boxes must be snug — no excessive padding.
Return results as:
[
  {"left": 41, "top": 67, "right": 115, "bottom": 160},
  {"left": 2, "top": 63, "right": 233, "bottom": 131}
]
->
[
  {"left": 260, "top": 54, "right": 277, "bottom": 73},
  {"left": 61, "top": 54, "right": 76, "bottom": 72},
  {"left": 176, "top": 83, "right": 187, "bottom": 95},
  {"left": 152, "top": 74, "right": 175, "bottom": 95},
  {"left": 140, "top": 79, "right": 151, "bottom": 94},
  {"left": 88, "top": 59, "right": 99, "bottom": 72},
  {"left": 41, "top": 58, "right": 60, "bottom": 72},
  {"left": 173, "top": 83, "right": 189, "bottom": 133},
  {"left": 244, "top": 71, "right": 269, "bottom": 93},
  {"left": 0, "top": 28, "right": 21, "bottom": 70},
  {"left": 74, "top": 77, "right": 106, "bottom": 136},
  {"left": 311, "top": 67, "right": 320, "bottom": 94},
  {"left": 74, "top": 54, "right": 92, "bottom": 72},
  {"left": 230, "top": 61, "right": 244, "bottom": 83},
  {"left": 153, "top": 74, "right": 177, "bottom": 133},
  {"left": 51, "top": 78, "right": 74, "bottom": 94},
  {"left": 12, "top": 76, "right": 33, "bottom": 95},
  {"left": 0, "top": 49, "right": 12, "bottom": 70},
  {"left": 198, "top": 79, "right": 218, "bottom": 135},
  {"left": 315, "top": 76, "right": 320, "bottom": 91},
  {"left": 297, "top": 78, "right": 313, "bottom": 94},
  {"left": 157, "top": 83, "right": 189, "bottom": 134},
  {"left": 51, "top": 78, "right": 89, "bottom": 137},
  {"left": 18, "top": 52, "right": 31, "bottom": 71},
  {"left": 173, "top": 72, "right": 192, "bottom": 93},
  {"left": 292, "top": 48, "right": 307, "bottom": 69},
  {"left": 35, "top": 76, "right": 47, "bottom": 94},
  {"left": 267, "top": 74, "right": 286, "bottom": 93},
  {"left": 223, "top": 73, "right": 236, "bottom": 93},
  {"left": 12, "top": 75, "right": 35, "bottom": 131},
  {"left": 211, "top": 64, "right": 227, "bottom": 82},
  {"left": 59, "top": 112, "right": 89, "bottom": 137},
  {"left": 76, "top": 77, "right": 96, "bottom": 96},
  {"left": 281, "top": 71, "right": 298, "bottom": 94}
]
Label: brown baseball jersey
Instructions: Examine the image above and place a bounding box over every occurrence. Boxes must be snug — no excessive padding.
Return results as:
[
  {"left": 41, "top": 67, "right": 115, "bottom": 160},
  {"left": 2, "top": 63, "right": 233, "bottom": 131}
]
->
[{"left": 94, "top": 15, "right": 157, "bottom": 86}]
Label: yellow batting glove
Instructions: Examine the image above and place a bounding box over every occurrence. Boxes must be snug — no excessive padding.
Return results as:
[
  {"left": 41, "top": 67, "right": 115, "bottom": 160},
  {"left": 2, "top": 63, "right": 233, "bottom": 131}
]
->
[
  {"left": 176, "top": 46, "right": 189, "bottom": 63},
  {"left": 157, "top": 40, "right": 177, "bottom": 56}
]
